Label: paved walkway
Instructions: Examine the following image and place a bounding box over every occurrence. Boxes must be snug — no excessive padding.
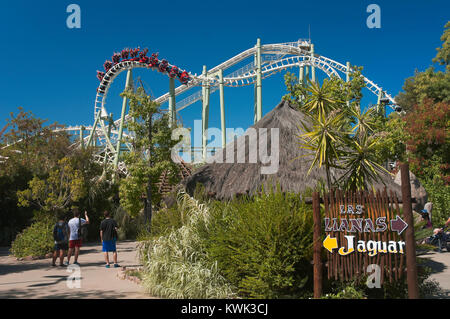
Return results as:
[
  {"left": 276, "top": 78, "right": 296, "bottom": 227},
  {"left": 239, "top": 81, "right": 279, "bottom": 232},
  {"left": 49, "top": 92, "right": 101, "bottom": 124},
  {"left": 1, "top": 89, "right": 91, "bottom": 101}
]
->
[
  {"left": 0, "top": 241, "right": 153, "bottom": 299},
  {"left": 420, "top": 251, "right": 450, "bottom": 298},
  {"left": 1, "top": 240, "right": 449, "bottom": 299}
]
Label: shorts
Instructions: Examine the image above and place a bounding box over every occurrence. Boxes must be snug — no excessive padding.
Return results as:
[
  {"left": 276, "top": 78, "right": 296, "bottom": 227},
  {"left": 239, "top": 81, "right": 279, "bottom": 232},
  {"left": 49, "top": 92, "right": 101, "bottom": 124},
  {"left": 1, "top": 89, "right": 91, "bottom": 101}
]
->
[
  {"left": 69, "top": 239, "right": 83, "bottom": 249},
  {"left": 54, "top": 243, "right": 68, "bottom": 251},
  {"left": 102, "top": 239, "right": 117, "bottom": 252}
]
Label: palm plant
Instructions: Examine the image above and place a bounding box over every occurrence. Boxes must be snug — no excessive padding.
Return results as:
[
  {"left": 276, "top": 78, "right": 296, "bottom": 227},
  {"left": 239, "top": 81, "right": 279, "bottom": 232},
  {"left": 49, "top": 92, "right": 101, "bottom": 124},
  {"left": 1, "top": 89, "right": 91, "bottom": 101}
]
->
[
  {"left": 337, "top": 132, "right": 389, "bottom": 191},
  {"left": 289, "top": 69, "right": 389, "bottom": 192},
  {"left": 302, "top": 78, "right": 343, "bottom": 118},
  {"left": 297, "top": 109, "right": 349, "bottom": 190},
  {"left": 347, "top": 103, "right": 378, "bottom": 137}
]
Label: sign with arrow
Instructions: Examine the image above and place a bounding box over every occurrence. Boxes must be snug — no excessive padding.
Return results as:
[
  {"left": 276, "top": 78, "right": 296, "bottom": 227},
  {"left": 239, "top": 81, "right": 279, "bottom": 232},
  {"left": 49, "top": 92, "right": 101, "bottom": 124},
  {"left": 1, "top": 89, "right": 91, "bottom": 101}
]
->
[
  {"left": 390, "top": 216, "right": 408, "bottom": 235},
  {"left": 317, "top": 189, "right": 409, "bottom": 284},
  {"left": 323, "top": 234, "right": 338, "bottom": 253}
]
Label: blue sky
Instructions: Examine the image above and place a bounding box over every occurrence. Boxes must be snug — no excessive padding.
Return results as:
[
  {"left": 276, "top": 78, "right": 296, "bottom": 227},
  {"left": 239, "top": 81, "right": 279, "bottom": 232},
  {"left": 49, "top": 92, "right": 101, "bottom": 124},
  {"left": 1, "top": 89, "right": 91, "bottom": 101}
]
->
[{"left": 0, "top": 0, "right": 448, "bottom": 145}]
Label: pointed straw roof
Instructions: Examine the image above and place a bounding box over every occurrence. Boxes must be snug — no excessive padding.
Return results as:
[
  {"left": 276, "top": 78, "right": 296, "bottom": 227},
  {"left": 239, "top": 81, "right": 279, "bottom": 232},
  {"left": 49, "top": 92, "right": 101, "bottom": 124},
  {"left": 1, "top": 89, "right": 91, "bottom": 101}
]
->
[{"left": 183, "top": 100, "right": 403, "bottom": 200}]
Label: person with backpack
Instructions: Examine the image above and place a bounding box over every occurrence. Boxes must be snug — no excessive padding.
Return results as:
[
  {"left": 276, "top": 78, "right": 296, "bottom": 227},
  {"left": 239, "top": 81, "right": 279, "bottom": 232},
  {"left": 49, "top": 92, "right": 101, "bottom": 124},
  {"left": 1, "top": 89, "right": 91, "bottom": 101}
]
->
[
  {"left": 52, "top": 212, "right": 69, "bottom": 267},
  {"left": 100, "top": 210, "right": 119, "bottom": 268},
  {"left": 67, "top": 208, "right": 89, "bottom": 265}
]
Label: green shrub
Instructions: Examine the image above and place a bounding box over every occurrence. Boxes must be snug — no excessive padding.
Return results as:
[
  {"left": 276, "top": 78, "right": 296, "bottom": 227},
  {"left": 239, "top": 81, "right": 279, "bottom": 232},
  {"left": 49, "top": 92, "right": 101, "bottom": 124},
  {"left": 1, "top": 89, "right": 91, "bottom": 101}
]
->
[
  {"left": 147, "top": 205, "right": 185, "bottom": 238},
  {"left": 11, "top": 216, "right": 54, "bottom": 258},
  {"left": 136, "top": 195, "right": 194, "bottom": 242},
  {"left": 138, "top": 192, "right": 236, "bottom": 299},
  {"left": 113, "top": 206, "right": 141, "bottom": 240},
  {"left": 322, "top": 282, "right": 366, "bottom": 299},
  {"left": 200, "top": 189, "right": 315, "bottom": 298},
  {"left": 422, "top": 177, "right": 449, "bottom": 227},
  {"left": 322, "top": 257, "right": 441, "bottom": 299}
]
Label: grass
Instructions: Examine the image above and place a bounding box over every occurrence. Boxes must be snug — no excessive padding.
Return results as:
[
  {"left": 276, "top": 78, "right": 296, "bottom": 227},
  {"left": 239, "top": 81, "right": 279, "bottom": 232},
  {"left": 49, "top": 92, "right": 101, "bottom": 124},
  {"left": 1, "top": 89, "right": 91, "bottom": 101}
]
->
[{"left": 138, "top": 192, "right": 236, "bottom": 299}]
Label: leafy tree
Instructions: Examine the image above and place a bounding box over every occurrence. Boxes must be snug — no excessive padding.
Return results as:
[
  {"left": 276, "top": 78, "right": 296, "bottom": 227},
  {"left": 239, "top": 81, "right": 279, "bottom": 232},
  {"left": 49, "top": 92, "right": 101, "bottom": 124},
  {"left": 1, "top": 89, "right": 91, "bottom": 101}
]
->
[
  {"left": 296, "top": 108, "right": 349, "bottom": 190},
  {"left": 347, "top": 103, "right": 378, "bottom": 138},
  {"left": 301, "top": 79, "right": 343, "bottom": 118},
  {"left": 17, "top": 156, "right": 86, "bottom": 213},
  {"left": 403, "top": 99, "right": 449, "bottom": 182},
  {"left": 0, "top": 108, "right": 71, "bottom": 245},
  {"left": 286, "top": 67, "right": 387, "bottom": 191},
  {"left": 338, "top": 132, "right": 388, "bottom": 191},
  {"left": 119, "top": 86, "right": 180, "bottom": 230},
  {"left": 374, "top": 113, "right": 408, "bottom": 165},
  {"left": 396, "top": 22, "right": 450, "bottom": 113},
  {"left": 432, "top": 21, "right": 450, "bottom": 67},
  {"left": 396, "top": 68, "right": 450, "bottom": 113},
  {"left": 392, "top": 22, "right": 450, "bottom": 226},
  {"left": 0, "top": 107, "right": 70, "bottom": 176}
]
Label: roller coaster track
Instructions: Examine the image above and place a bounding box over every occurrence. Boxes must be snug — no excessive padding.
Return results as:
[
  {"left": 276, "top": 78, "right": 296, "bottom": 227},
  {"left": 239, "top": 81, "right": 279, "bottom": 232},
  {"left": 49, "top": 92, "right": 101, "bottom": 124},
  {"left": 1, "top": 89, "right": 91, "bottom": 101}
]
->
[
  {"left": 100, "top": 42, "right": 396, "bottom": 133},
  {"left": 1, "top": 40, "right": 399, "bottom": 176},
  {"left": 86, "top": 40, "right": 397, "bottom": 175}
]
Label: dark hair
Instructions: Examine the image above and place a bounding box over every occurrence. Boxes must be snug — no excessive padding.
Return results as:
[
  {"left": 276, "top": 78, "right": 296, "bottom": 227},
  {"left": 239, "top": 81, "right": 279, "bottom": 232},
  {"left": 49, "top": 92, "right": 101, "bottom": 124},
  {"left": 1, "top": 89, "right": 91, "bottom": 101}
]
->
[
  {"left": 72, "top": 208, "right": 80, "bottom": 217},
  {"left": 57, "top": 210, "right": 66, "bottom": 221},
  {"left": 421, "top": 212, "right": 429, "bottom": 220},
  {"left": 103, "top": 210, "right": 110, "bottom": 218}
]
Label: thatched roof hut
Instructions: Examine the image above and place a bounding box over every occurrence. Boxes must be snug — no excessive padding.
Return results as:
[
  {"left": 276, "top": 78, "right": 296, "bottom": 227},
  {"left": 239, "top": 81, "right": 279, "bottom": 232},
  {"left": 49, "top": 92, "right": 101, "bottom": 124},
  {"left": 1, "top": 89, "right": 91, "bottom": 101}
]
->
[{"left": 183, "top": 100, "right": 403, "bottom": 200}]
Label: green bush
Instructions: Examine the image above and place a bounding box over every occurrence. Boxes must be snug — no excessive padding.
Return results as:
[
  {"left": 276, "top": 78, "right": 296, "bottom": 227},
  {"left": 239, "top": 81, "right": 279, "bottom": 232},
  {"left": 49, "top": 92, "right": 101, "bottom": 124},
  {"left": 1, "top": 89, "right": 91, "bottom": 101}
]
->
[
  {"left": 423, "top": 177, "right": 449, "bottom": 227},
  {"left": 200, "top": 189, "right": 315, "bottom": 298},
  {"left": 139, "top": 188, "right": 315, "bottom": 299},
  {"left": 322, "top": 282, "right": 366, "bottom": 299},
  {"left": 11, "top": 216, "right": 54, "bottom": 258},
  {"left": 138, "top": 192, "right": 236, "bottom": 299},
  {"left": 322, "top": 257, "right": 441, "bottom": 299},
  {"left": 136, "top": 197, "right": 190, "bottom": 242},
  {"left": 113, "top": 206, "right": 141, "bottom": 240}
]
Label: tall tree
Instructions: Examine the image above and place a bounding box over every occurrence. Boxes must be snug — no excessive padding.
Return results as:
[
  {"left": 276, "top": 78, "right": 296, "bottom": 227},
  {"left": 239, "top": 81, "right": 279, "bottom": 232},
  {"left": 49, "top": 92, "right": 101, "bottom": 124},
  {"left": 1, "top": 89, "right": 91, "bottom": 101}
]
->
[
  {"left": 118, "top": 86, "right": 180, "bottom": 230},
  {"left": 16, "top": 156, "right": 86, "bottom": 213},
  {"left": 286, "top": 67, "right": 387, "bottom": 191},
  {"left": 433, "top": 21, "right": 450, "bottom": 68},
  {"left": 396, "top": 21, "right": 450, "bottom": 113},
  {"left": 0, "top": 107, "right": 70, "bottom": 176},
  {"left": 403, "top": 99, "right": 449, "bottom": 182},
  {"left": 0, "top": 108, "right": 71, "bottom": 244},
  {"left": 296, "top": 108, "right": 348, "bottom": 190},
  {"left": 392, "top": 22, "right": 450, "bottom": 225}
]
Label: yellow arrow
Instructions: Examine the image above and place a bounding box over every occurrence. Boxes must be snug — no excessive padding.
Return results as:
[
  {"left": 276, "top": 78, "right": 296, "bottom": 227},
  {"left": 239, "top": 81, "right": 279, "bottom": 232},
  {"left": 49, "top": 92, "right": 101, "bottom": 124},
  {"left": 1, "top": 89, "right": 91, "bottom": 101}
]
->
[{"left": 323, "top": 234, "right": 338, "bottom": 253}]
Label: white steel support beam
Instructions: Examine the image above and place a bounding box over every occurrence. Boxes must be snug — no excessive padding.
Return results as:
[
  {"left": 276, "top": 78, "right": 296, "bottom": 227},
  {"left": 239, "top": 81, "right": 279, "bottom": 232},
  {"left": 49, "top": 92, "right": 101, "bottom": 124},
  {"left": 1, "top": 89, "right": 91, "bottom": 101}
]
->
[
  {"left": 168, "top": 77, "right": 176, "bottom": 127},
  {"left": 113, "top": 69, "right": 133, "bottom": 173},
  {"left": 254, "top": 53, "right": 257, "bottom": 124},
  {"left": 87, "top": 111, "right": 101, "bottom": 147},
  {"left": 80, "top": 126, "right": 85, "bottom": 149},
  {"left": 299, "top": 64, "right": 304, "bottom": 85},
  {"left": 219, "top": 69, "right": 226, "bottom": 148},
  {"left": 255, "top": 38, "right": 262, "bottom": 122},
  {"left": 346, "top": 61, "right": 351, "bottom": 107},
  {"left": 202, "top": 65, "right": 210, "bottom": 161},
  {"left": 377, "top": 90, "right": 385, "bottom": 116},
  {"left": 311, "top": 44, "right": 316, "bottom": 83}
]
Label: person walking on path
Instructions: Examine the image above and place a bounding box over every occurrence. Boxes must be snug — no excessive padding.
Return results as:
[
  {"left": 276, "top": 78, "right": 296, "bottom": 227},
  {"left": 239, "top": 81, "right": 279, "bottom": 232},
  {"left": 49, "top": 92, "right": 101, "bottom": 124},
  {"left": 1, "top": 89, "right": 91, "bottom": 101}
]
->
[
  {"left": 67, "top": 208, "right": 89, "bottom": 265},
  {"left": 100, "top": 210, "right": 119, "bottom": 268},
  {"left": 52, "top": 212, "right": 69, "bottom": 267}
]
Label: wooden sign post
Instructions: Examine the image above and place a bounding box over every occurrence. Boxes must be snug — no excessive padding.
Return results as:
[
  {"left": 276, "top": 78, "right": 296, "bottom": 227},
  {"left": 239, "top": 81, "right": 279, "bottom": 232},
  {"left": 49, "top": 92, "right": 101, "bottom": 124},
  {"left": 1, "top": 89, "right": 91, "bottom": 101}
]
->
[
  {"left": 312, "top": 179, "right": 419, "bottom": 298},
  {"left": 312, "top": 191, "right": 322, "bottom": 299},
  {"left": 400, "top": 163, "right": 420, "bottom": 299}
]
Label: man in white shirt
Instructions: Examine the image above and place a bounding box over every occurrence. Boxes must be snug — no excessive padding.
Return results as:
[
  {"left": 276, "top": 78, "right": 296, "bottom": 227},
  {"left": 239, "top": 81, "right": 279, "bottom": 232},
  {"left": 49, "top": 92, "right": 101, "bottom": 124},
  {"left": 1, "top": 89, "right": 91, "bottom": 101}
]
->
[{"left": 67, "top": 208, "right": 89, "bottom": 265}]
